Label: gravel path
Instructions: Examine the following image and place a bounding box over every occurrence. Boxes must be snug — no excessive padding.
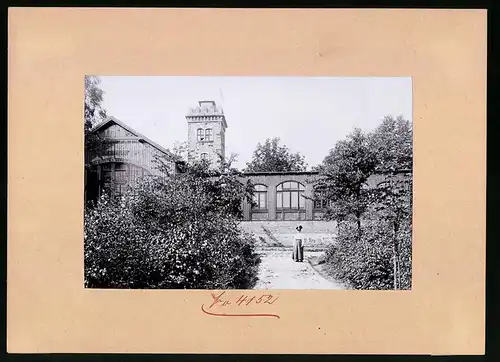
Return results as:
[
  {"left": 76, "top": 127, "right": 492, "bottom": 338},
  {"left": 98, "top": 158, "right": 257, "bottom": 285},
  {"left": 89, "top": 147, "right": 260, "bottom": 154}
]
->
[{"left": 254, "top": 248, "right": 345, "bottom": 290}]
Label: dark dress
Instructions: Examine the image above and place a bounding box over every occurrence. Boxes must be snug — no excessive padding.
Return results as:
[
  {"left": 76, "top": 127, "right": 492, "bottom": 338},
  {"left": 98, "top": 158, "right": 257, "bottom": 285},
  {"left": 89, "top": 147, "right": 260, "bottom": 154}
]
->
[{"left": 292, "top": 234, "right": 304, "bottom": 262}]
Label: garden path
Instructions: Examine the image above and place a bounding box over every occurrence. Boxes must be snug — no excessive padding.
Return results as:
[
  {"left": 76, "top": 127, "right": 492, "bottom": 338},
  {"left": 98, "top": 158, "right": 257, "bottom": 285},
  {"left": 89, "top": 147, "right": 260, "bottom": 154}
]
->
[{"left": 254, "top": 248, "right": 345, "bottom": 290}]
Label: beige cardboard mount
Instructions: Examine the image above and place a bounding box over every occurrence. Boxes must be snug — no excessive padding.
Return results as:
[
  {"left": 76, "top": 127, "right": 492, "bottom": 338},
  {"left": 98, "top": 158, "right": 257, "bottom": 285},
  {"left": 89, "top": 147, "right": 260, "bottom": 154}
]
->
[{"left": 8, "top": 8, "right": 486, "bottom": 355}]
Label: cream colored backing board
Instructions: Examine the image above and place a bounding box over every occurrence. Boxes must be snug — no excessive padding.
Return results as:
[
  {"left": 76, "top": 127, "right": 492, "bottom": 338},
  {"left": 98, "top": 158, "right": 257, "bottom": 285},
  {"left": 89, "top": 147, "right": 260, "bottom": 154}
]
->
[{"left": 7, "top": 8, "right": 486, "bottom": 355}]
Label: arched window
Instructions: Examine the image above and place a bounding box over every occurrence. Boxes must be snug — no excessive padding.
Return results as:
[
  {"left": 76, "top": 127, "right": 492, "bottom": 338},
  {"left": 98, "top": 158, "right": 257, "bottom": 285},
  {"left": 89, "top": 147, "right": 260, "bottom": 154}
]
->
[
  {"left": 200, "top": 152, "right": 208, "bottom": 160},
  {"left": 205, "top": 128, "right": 213, "bottom": 142},
  {"left": 276, "top": 181, "right": 305, "bottom": 210},
  {"left": 252, "top": 184, "right": 268, "bottom": 209},
  {"left": 197, "top": 128, "right": 204, "bottom": 142}
]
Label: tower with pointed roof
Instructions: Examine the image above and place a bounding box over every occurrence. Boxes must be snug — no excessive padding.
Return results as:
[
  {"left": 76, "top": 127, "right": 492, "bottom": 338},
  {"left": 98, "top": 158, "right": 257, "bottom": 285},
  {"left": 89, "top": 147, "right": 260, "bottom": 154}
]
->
[{"left": 185, "top": 100, "right": 227, "bottom": 166}]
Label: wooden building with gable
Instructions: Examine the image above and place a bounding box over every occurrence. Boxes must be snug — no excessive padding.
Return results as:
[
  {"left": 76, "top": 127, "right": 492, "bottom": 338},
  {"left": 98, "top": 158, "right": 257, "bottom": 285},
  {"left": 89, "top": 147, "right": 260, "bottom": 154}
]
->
[{"left": 85, "top": 116, "right": 176, "bottom": 203}]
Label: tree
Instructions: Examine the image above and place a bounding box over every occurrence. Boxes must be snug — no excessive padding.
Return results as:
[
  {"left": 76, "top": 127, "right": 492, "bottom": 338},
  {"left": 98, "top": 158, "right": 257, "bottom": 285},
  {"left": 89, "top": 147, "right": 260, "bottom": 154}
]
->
[
  {"left": 171, "top": 141, "right": 189, "bottom": 162},
  {"left": 244, "top": 137, "right": 307, "bottom": 172},
  {"left": 84, "top": 75, "right": 107, "bottom": 169},
  {"left": 369, "top": 115, "right": 413, "bottom": 172},
  {"left": 368, "top": 116, "right": 413, "bottom": 289},
  {"left": 370, "top": 175, "right": 412, "bottom": 290},
  {"left": 153, "top": 152, "right": 256, "bottom": 219},
  {"left": 316, "top": 128, "right": 378, "bottom": 236},
  {"left": 319, "top": 116, "right": 413, "bottom": 291}
]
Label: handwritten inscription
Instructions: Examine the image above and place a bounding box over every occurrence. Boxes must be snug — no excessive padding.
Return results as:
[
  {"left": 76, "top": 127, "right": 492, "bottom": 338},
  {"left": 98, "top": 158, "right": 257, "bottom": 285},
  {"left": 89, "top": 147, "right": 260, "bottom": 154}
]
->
[{"left": 201, "top": 291, "right": 280, "bottom": 319}]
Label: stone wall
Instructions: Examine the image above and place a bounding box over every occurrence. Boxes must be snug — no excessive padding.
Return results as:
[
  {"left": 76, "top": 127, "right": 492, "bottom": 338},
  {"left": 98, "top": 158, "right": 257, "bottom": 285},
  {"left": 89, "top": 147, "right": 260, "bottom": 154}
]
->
[
  {"left": 239, "top": 171, "right": 412, "bottom": 222},
  {"left": 239, "top": 220, "right": 337, "bottom": 249}
]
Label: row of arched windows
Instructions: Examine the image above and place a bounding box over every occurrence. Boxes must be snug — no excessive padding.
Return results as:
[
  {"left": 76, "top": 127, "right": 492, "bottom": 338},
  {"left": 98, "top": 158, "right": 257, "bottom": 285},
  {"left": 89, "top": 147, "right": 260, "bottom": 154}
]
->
[
  {"left": 252, "top": 181, "right": 328, "bottom": 210},
  {"left": 197, "top": 128, "right": 213, "bottom": 142}
]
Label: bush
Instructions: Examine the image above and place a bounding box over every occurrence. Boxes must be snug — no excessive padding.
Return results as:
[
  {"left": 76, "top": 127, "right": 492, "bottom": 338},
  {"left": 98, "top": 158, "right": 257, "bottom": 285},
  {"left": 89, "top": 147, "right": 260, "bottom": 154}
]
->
[
  {"left": 84, "top": 161, "right": 261, "bottom": 289},
  {"left": 326, "top": 217, "right": 411, "bottom": 290},
  {"left": 397, "top": 215, "right": 412, "bottom": 290},
  {"left": 317, "top": 115, "right": 413, "bottom": 290}
]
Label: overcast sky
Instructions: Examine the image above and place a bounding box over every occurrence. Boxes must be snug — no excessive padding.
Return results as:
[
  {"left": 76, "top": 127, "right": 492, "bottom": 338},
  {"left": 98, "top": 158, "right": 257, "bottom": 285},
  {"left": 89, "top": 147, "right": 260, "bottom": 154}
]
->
[{"left": 98, "top": 76, "right": 412, "bottom": 170}]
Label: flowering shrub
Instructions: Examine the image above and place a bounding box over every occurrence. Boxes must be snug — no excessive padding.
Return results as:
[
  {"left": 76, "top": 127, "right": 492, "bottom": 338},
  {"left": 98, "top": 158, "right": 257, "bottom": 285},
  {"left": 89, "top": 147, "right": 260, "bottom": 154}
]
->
[
  {"left": 326, "top": 216, "right": 411, "bottom": 290},
  {"left": 84, "top": 160, "right": 261, "bottom": 289}
]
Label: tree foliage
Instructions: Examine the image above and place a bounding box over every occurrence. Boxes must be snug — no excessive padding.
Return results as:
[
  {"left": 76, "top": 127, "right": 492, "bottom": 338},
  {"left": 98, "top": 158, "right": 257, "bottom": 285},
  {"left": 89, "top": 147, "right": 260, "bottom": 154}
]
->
[
  {"left": 84, "top": 75, "right": 107, "bottom": 168},
  {"left": 369, "top": 115, "right": 413, "bottom": 172},
  {"left": 316, "top": 128, "right": 378, "bottom": 232},
  {"left": 84, "top": 154, "right": 261, "bottom": 289},
  {"left": 319, "top": 116, "right": 413, "bottom": 290},
  {"left": 244, "top": 137, "right": 307, "bottom": 173}
]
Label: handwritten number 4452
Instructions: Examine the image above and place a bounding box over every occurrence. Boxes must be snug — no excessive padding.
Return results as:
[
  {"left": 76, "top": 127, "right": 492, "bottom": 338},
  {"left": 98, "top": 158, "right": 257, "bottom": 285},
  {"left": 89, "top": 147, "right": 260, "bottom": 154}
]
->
[
  {"left": 209, "top": 292, "right": 279, "bottom": 309},
  {"left": 235, "top": 294, "right": 278, "bottom": 306},
  {"left": 203, "top": 292, "right": 281, "bottom": 319}
]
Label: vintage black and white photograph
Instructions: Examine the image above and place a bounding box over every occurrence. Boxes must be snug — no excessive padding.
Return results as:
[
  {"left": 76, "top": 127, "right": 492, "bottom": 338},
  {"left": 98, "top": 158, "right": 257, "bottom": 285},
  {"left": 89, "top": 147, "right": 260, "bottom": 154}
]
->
[{"left": 84, "top": 76, "right": 413, "bottom": 290}]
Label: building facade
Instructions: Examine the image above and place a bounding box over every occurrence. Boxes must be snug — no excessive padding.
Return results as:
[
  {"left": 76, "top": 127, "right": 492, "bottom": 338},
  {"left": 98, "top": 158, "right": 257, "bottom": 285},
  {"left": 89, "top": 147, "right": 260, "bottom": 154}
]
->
[
  {"left": 238, "top": 170, "right": 411, "bottom": 222},
  {"left": 240, "top": 171, "right": 324, "bottom": 221}
]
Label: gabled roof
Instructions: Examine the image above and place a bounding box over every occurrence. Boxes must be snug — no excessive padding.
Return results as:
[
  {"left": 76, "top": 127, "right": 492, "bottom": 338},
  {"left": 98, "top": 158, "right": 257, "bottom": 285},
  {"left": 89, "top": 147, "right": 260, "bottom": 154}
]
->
[{"left": 92, "top": 116, "right": 171, "bottom": 155}]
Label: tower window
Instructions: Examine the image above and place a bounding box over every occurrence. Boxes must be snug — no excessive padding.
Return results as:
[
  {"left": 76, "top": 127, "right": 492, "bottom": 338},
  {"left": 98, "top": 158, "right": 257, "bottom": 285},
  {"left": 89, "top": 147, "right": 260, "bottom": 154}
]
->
[
  {"left": 205, "top": 128, "right": 213, "bottom": 142},
  {"left": 197, "top": 128, "right": 204, "bottom": 142},
  {"left": 200, "top": 153, "right": 208, "bottom": 160}
]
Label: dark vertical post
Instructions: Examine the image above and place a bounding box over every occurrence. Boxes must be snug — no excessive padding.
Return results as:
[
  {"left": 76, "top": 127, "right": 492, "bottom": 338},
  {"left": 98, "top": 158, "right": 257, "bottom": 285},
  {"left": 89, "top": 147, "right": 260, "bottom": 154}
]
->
[
  {"left": 305, "top": 183, "right": 314, "bottom": 220},
  {"left": 268, "top": 176, "right": 277, "bottom": 221}
]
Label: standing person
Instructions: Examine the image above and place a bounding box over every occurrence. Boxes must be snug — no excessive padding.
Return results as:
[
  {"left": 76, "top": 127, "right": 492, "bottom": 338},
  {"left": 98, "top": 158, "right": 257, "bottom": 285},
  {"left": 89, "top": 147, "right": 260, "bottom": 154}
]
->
[
  {"left": 292, "top": 225, "right": 304, "bottom": 262},
  {"left": 300, "top": 230, "right": 305, "bottom": 262}
]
